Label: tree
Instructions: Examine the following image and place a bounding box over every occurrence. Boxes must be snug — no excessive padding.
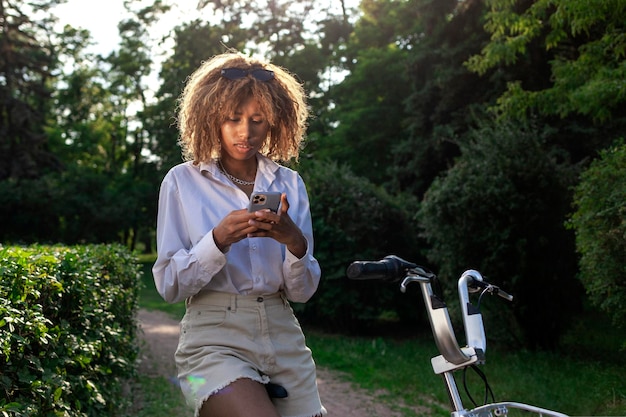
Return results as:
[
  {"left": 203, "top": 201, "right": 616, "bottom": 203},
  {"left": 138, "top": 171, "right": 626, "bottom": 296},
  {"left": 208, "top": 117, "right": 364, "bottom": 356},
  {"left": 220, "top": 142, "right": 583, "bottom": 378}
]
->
[
  {"left": 393, "top": 0, "right": 512, "bottom": 197},
  {"left": 0, "top": 1, "right": 169, "bottom": 247},
  {"left": 463, "top": 0, "right": 626, "bottom": 340},
  {"left": 347, "top": 0, "right": 431, "bottom": 56},
  {"left": 313, "top": 46, "right": 410, "bottom": 185},
  {"left": 0, "top": 0, "right": 64, "bottom": 180},
  {"left": 48, "top": 62, "right": 122, "bottom": 173},
  {"left": 417, "top": 120, "right": 582, "bottom": 348},
  {"left": 103, "top": 2, "right": 171, "bottom": 250},
  {"left": 569, "top": 141, "right": 626, "bottom": 329},
  {"left": 310, "top": 0, "right": 431, "bottom": 185},
  {"left": 466, "top": 0, "right": 626, "bottom": 124},
  {"left": 194, "top": 0, "right": 357, "bottom": 107}
]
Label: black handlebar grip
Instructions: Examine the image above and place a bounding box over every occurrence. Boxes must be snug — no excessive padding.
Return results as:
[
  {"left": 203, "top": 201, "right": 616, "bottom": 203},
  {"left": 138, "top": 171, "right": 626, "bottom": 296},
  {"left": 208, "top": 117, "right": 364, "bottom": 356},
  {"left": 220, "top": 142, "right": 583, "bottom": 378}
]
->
[
  {"left": 347, "top": 260, "right": 394, "bottom": 280},
  {"left": 347, "top": 255, "right": 417, "bottom": 281}
]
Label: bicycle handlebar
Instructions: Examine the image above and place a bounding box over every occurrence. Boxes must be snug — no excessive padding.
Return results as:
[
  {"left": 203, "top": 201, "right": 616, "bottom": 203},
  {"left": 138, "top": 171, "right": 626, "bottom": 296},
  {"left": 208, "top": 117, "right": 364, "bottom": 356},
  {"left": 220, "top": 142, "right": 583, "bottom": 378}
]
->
[
  {"left": 346, "top": 256, "right": 567, "bottom": 416},
  {"left": 347, "top": 256, "right": 514, "bottom": 369},
  {"left": 346, "top": 255, "right": 435, "bottom": 281},
  {"left": 347, "top": 256, "right": 512, "bottom": 301}
]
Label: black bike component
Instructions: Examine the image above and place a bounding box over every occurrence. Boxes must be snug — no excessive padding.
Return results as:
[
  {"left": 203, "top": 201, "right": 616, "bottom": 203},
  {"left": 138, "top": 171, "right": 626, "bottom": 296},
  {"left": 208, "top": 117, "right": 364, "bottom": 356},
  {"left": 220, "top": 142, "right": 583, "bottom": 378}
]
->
[
  {"left": 431, "top": 295, "right": 447, "bottom": 310},
  {"left": 346, "top": 255, "right": 432, "bottom": 282},
  {"left": 463, "top": 364, "right": 495, "bottom": 408}
]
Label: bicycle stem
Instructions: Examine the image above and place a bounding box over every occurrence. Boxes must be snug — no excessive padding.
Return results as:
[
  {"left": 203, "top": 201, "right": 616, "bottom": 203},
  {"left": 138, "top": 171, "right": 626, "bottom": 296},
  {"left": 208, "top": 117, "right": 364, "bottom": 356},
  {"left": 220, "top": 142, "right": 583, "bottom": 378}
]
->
[
  {"left": 458, "top": 270, "right": 488, "bottom": 354},
  {"left": 402, "top": 271, "right": 487, "bottom": 413},
  {"left": 401, "top": 273, "right": 485, "bottom": 371}
]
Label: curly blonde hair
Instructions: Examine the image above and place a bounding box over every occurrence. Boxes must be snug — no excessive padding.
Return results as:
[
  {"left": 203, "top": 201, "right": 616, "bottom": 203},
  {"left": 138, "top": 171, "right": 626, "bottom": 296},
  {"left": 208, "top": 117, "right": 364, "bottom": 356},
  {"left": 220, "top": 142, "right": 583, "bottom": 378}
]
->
[{"left": 177, "top": 51, "right": 309, "bottom": 163}]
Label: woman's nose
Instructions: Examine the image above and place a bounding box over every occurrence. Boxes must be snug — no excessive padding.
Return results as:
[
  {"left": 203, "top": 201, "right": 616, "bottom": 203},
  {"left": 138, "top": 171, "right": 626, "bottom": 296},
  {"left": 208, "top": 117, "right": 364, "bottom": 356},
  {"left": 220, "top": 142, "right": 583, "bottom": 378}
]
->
[{"left": 237, "top": 120, "right": 251, "bottom": 138}]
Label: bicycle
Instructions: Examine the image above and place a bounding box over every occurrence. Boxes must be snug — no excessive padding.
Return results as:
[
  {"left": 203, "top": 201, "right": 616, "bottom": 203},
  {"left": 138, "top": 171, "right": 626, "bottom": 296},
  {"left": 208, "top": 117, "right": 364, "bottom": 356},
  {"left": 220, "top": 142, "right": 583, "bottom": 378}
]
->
[{"left": 346, "top": 255, "right": 569, "bottom": 417}]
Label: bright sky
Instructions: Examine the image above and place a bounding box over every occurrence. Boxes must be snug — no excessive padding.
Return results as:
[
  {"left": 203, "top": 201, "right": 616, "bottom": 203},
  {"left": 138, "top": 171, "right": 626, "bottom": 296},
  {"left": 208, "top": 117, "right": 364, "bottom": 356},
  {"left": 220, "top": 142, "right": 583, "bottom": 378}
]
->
[
  {"left": 52, "top": 0, "right": 216, "bottom": 96},
  {"left": 52, "top": 0, "right": 213, "bottom": 55},
  {"left": 53, "top": 0, "right": 128, "bottom": 54},
  {"left": 53, "top": 0, "right": 359, "bottom": 56}
]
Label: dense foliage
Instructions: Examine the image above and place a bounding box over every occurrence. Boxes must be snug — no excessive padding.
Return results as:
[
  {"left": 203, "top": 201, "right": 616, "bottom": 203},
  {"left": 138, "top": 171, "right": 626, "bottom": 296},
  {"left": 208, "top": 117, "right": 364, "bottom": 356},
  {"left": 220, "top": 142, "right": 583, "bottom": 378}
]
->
[
  {"left": 417, "top": 121, "right": 582, "bottom": 347},
  {"left": 467, "top": 0, "right": 626, "bottom": 123},
  {"left": 296, "top": 160, "right": 426, "bottom": 331},
  {"left": 0, "top": 166, "right": 159, "bottom": 248},
  {"left": 0, "top": 244, "right": 141, "bottom": 416},
  {"left": 569, "top": 142, "right": 626, "bottom": 328},
  {"left": 0, "top": 0, "right": 64, "bottom": 180}
]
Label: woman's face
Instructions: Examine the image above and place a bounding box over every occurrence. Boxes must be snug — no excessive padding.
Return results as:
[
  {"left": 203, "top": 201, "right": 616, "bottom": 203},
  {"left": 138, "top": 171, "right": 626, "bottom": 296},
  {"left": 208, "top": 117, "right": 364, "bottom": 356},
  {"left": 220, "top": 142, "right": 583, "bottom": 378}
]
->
[{"left": 219, "top": 97, "right": 270, "bottom": 162}]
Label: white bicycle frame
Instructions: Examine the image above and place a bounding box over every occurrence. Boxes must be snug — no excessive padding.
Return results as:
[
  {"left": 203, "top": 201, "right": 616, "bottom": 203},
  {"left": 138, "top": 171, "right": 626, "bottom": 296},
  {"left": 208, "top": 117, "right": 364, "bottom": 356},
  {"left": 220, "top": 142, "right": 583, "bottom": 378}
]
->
[{"left": 400, "top": 269, "right": 569, "bottom": 417}]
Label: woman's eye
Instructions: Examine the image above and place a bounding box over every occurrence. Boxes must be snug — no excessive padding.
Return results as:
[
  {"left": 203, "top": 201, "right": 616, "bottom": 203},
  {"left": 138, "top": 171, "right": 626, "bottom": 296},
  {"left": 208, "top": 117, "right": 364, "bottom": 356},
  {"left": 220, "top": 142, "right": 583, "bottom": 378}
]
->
[{"left": 225, "top": 116, "right": 265, "bottom": 124}]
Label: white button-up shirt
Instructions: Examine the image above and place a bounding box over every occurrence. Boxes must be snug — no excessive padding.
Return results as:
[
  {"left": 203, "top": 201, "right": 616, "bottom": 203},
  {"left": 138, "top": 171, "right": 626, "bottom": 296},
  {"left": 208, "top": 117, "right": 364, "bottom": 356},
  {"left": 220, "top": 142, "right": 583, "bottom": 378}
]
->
[{"left": 152, "top": 154, "right": 321, "bottom": 304}]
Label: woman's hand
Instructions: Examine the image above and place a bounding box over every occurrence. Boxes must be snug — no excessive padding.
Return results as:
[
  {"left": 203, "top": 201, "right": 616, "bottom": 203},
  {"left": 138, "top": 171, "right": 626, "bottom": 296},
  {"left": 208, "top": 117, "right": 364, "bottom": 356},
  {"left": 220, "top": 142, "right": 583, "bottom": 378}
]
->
[
  {"left": 247, "top": 193, "right": 307, "bottom": 258},
  {"left": 212, "top": 209, "right": 259, "bottom": 252}
]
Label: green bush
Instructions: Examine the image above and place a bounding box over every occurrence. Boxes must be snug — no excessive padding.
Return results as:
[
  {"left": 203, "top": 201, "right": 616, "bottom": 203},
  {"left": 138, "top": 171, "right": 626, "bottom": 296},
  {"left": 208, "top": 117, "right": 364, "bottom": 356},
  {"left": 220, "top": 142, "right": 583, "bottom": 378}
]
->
[
  {"left": 417, "top": 121, "right": 582, "bottom": 348},
  {"left": 569, "top": 141, "right": 626, "bottom": 330},
  {"left": 0, "top": 244, "right": 141, "bottom": 416},
  {"left": 297, "top": 160, "right": 427, "bottom": 332}
]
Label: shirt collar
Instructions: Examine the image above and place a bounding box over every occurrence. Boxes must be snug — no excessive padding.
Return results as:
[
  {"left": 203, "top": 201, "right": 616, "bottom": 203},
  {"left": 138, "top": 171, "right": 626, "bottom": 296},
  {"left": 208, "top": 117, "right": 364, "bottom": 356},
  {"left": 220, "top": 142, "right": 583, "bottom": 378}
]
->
[
  {"left": 255, "top": 154, "right": 279, "bottom": 189},
  {"left": 198, "top": 153, "right": 280, "bottom": 190}
]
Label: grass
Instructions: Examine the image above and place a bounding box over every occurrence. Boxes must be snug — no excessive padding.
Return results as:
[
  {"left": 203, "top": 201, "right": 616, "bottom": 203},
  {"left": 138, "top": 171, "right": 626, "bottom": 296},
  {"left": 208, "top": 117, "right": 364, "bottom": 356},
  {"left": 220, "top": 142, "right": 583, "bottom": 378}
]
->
[
  {"left": 122, "top": 374, "right": 188, "bottom": 417},
  {"left": 128, "top": 255, "right": 188, "bottom": 416},
  {"left": 136, "top": 255, "right": 185, "bottom": 320},
  {"left": 132, "top": 257, "right": 626, "bottom": 416},
  {"left": 305, "top": 331, "right": 450, "bottom": 416},
  {"left": 305, "top": 330, "right": 626, "bottom": 416}
]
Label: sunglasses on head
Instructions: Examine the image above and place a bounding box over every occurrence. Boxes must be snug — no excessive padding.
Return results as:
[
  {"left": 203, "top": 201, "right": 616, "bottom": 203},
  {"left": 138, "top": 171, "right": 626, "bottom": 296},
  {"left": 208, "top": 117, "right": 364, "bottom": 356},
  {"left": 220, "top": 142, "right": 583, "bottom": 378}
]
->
[{"left": 221, "top": 68, "right": 275, "bottom": 82}]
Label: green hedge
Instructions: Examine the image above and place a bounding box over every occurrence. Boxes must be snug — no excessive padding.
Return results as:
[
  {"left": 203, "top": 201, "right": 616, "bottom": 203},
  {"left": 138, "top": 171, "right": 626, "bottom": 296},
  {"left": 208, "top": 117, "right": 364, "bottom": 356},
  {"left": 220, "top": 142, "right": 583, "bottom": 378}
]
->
[{"left": 0, "top": 244, "right": 141, "bottom": 416}]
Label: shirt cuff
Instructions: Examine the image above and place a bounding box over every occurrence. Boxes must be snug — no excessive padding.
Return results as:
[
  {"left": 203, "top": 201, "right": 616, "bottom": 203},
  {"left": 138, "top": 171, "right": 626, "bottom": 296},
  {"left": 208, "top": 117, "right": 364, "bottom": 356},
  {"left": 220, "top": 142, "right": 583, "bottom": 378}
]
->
[
  {"left": 190, "top": 229, "right": 228, "bottom": 276},
  {"left": 285, "top": 238, "right": 310, "bottom": 274}
]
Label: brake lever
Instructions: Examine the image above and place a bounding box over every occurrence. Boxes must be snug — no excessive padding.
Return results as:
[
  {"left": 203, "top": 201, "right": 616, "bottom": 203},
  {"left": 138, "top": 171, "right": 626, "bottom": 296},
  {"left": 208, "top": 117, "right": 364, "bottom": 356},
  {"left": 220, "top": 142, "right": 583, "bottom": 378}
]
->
[{"left": 488, "top": 284, "right": 514, "bottom": 302}]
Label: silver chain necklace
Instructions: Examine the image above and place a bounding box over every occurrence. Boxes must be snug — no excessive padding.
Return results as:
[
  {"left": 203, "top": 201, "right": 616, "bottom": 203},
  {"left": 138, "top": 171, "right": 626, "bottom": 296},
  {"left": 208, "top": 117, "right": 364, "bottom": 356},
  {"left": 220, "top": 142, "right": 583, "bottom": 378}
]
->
[{"left": 217, "top": 160, "right": 255, "bottom": 186}]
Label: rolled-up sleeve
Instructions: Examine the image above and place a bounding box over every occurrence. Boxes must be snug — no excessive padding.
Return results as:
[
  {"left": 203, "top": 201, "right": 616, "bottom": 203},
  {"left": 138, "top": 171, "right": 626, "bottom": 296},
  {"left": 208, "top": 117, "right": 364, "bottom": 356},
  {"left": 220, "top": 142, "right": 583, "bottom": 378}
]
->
[
  {"left": 281, "top": 176, "right": 321, "bottom": 303},
  {"left": 152, "top": 174, "right": 227, "bottom": 304}
]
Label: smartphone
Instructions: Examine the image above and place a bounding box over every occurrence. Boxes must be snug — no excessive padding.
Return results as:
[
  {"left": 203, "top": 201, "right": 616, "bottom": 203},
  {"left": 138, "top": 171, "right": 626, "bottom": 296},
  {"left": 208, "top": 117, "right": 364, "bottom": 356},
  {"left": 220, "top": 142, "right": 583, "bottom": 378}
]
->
[{"left": 248, "top": 191, "right": 281, "bottom": 213}]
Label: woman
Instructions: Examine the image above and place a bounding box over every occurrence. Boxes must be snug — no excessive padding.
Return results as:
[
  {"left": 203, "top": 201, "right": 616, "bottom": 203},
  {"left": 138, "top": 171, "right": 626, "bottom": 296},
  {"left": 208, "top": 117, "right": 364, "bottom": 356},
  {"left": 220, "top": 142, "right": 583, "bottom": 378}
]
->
[{"left": 152, "top": 51, "right": 325, "bottom": 417}]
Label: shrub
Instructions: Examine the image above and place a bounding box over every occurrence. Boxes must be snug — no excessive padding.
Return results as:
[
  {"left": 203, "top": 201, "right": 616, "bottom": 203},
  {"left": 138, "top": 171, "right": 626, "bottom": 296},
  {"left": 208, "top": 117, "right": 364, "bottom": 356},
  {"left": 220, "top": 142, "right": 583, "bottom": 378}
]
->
[
  {"left": 297, "top": 160, "right": 427, "bottom": 332},
  {"left": 569, "top": 141, "right": 626, "bottom": 330},
  {"left": 417, "top": 121, "right": 582, "bottom": 348},
  {"left": 0, "top": 244, "right": 141, "bottom": 416}
]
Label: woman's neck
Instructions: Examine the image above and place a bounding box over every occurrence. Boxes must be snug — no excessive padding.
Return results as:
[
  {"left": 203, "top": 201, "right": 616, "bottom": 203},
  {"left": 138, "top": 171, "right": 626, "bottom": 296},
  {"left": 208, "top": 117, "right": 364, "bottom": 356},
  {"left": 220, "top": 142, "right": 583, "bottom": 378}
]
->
[
  {"left": 219, "top": 155, "right": 257, "bottom": 179},
  {"left": 218, "top": 156, "right": 257, "bottom": 197}
]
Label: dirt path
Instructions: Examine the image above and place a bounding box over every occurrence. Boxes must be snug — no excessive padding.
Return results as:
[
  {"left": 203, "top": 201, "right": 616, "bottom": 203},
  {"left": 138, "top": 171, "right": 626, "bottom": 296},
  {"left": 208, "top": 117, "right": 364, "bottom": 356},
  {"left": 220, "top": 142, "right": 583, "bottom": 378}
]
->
[{"left": 136, "top": 309, "right": 432, "bottom": 417}]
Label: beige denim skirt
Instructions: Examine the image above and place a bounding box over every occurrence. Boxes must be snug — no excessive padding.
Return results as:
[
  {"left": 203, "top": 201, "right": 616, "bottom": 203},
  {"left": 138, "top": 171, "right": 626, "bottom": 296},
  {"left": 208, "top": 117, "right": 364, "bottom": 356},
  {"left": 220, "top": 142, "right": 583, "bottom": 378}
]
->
[{"left": 175, "top": 291, "right": 326, "bottom": 417}]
